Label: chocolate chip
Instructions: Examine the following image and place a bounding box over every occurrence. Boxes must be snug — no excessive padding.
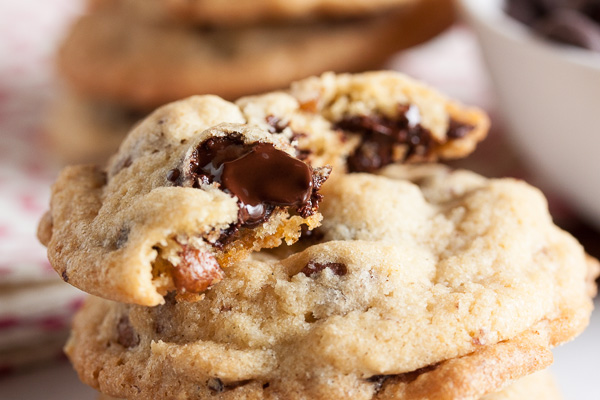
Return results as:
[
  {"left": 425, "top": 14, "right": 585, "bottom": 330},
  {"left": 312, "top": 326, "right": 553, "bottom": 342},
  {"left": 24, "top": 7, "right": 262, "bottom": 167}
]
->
[
  {"left": 166, "top": 168, "right": 180, "bottom": 182},
  {"left": 367, "top": 375, "right": 392, "bottom": 393},
  {"left": 207, "top": 378, "right": 224, "bottom": 393},
  {"left": 61, "top": 270, "right": 69, "bottom": 283},
  {"left": 172, "top": 245, "right": 224, "bottom": 294},
  {"left": 506, "top": 0, "right": 600, "bottom": 52},
  {"left": 336, "top": 105, "right": 436, "bottom": 173},
  {"left": 266, "top": 115, "right": 288, "bottom": 133},
  {"left": 262, "top": 383, "right": 270, "bottom": 389},
  {"left": 212, "top": 225, "right": 239, "bottom": 249},
  {"left": 300, "top": 261, "right": 347, "bottom": 277},
  {"left": 187, "top": 136, "right": 328, "bottom": 227},
  {"left": 117, "top": 316, "right": 140, "bottom": 348},
  {"left": 367, "top": 364, "right": 438, "bottom": 394}
]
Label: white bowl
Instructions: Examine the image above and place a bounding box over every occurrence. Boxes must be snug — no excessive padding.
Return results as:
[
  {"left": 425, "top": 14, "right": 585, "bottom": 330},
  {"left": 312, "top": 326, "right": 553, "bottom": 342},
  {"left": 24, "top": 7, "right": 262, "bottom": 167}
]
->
[{"left": 459, "top": 0, "right": 600, "bottom": 228}]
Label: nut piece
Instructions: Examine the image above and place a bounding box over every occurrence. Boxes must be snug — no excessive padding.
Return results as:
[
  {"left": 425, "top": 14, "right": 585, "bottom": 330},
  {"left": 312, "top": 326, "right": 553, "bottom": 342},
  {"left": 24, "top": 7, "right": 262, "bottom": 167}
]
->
[{"left": 172, "top": 245, "right": 224, "bottom": 293}]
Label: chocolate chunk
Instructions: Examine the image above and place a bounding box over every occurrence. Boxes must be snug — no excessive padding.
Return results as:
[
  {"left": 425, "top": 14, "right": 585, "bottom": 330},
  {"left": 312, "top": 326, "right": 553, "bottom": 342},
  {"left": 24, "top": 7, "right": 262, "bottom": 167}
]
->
[
  {"left": 117, "top": 316, "right": 140, "bottom": 348},
  {"left": 166, "top": 168, "right": 180, "bottom": 182},
  {"left": 188, "top": 136, "right": 326, "bottom": 227},
  {"left": 506, "top": 0, "right": 600, "bottom": 52},
  {"left": 266, "top": 115, "right": 288, "bottom": 133},
  {"left": 337, "top": 106, "right": 475, "bottom": 172},
  {"left": 367, "top": 364, "right": 438, "bottom": 393},
  {"left": 336, "top": 105, "right": 435, "bottom": 173},
  {"left": 172, "top": 245, "right": 224, "bottom": 294},
  {"left": 300, "top": 261, "right": 347, "bottom": 277}
]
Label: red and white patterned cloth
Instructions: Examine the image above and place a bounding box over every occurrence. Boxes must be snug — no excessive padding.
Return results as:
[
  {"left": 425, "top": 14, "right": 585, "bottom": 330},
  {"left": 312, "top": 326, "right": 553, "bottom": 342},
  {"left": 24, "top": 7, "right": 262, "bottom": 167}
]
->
[{"left": 0, "top": 0, "right": 85, "bottom": 372}]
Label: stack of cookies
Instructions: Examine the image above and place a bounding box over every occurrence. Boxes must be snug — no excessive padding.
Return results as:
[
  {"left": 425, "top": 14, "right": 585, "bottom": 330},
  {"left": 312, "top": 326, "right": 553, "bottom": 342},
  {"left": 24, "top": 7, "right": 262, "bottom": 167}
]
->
[
  {"left": 38, "top": 71, "right": 598, "bottom": 399},
  {"left": 47, "top": 0, "right": 454, "bottom": 164}
]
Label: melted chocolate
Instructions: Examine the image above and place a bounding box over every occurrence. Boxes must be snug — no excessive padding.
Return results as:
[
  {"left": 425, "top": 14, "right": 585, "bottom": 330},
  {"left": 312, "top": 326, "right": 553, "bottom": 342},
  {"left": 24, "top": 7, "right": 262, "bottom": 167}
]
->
[
  {"left": 336, "top": 105, "right": 434, "bottom": 173},
  {"left": 189, "top": 136, "right": 318, "bottom": 227},
  {"left": 336, "top": 105, "right": 474, "bottom": 173}
]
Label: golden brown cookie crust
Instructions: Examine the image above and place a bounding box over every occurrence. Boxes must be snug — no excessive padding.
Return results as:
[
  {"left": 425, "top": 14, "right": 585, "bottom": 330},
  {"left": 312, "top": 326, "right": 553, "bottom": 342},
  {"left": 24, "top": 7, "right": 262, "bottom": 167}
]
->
[{"left": 96, "top": 369, "right": 562, "bottom": 400}]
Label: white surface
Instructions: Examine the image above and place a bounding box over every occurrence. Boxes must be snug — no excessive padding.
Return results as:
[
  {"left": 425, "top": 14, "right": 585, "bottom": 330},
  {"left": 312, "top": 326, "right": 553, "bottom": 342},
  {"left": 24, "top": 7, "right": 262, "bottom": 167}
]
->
[
  {"left": 459, "top": 0, "right": 600, "bottom": 230},
  {"left": 0, "top": 299, "right": 598, "bottom": 399}
]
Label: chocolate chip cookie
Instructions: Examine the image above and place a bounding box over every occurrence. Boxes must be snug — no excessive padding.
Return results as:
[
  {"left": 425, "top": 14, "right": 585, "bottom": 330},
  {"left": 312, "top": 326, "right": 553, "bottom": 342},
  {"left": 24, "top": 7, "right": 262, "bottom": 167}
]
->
[
  {"left": 58, "top": 0, "right": 454, "bottom": 109},
  {"left": 38, "top": 72, "right": 490, "bottom": 306},
  {"left": 64, "top": 165, "right": 597, "bottom": 400}
]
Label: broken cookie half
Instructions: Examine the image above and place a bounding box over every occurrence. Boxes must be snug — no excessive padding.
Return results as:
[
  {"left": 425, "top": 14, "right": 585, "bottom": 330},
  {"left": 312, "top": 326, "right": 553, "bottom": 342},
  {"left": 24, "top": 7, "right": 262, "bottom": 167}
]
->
[{"left": 38, "top": 96, "right": 329, "bottom": 306}]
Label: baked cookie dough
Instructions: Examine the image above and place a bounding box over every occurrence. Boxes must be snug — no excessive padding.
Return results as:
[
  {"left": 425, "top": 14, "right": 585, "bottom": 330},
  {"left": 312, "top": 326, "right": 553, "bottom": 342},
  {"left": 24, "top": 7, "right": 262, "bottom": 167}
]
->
[
  {"left": 95, "top": 369, "right": 563, "bottom": 399},
  {"left": 59, "top": 0, "right": 454, "bottom": 109},
  {"left": 65, "top": 165, "right": 596, "bottom": 400},
  {"left": 38, "top": 72, "right": 489, "bottom": 306}
]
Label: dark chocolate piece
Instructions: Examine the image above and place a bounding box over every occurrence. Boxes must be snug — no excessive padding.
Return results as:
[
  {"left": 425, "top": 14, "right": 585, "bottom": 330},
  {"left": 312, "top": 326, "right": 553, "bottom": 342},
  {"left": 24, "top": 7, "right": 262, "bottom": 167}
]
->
[
  {"left": 117, "top": 316, "right": 140, "bottom": 348},
  {"left": 166, "top": 168, "right": 180, "bottom": 182},
  {"left": 188, "top": 136, "right": 325, "bottom": 227},
  {"left": 172, "top": 245, "right": 224, "bottom": 293},
  {"left": 367, "top": 364, "right": 439, "bottom": 394},
  {"left": 266, "top": 115, "right": 288, "bottom": 133},
  {"left": 337, "top": 106, "right": 475, "bottom": 172},
  {"left": 336, "top": 105, "right": 434, "bottom": 173},
  {"left": 300, "top": 261, "right": 347, "bottom": 277}
]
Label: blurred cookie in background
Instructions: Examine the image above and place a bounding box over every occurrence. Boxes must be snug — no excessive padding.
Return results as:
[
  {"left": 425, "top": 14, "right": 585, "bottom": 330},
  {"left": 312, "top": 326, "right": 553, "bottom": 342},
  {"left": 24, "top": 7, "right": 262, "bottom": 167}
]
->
[
  {"left": 45, "top": 91, "right": 144, "bottom": 165},
  {"left": 48, "top": 0, "right": 455, "bottom": 164},
  {"left": 59, "top": 0, "right": 456, "bottom": 109}
]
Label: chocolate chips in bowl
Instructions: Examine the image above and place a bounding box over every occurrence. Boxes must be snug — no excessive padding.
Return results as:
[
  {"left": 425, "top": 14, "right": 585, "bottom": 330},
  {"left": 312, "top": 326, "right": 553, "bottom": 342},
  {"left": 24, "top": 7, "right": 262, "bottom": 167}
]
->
[{"left": 505, "top": 0, "right": 600, "bottom": 52}]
